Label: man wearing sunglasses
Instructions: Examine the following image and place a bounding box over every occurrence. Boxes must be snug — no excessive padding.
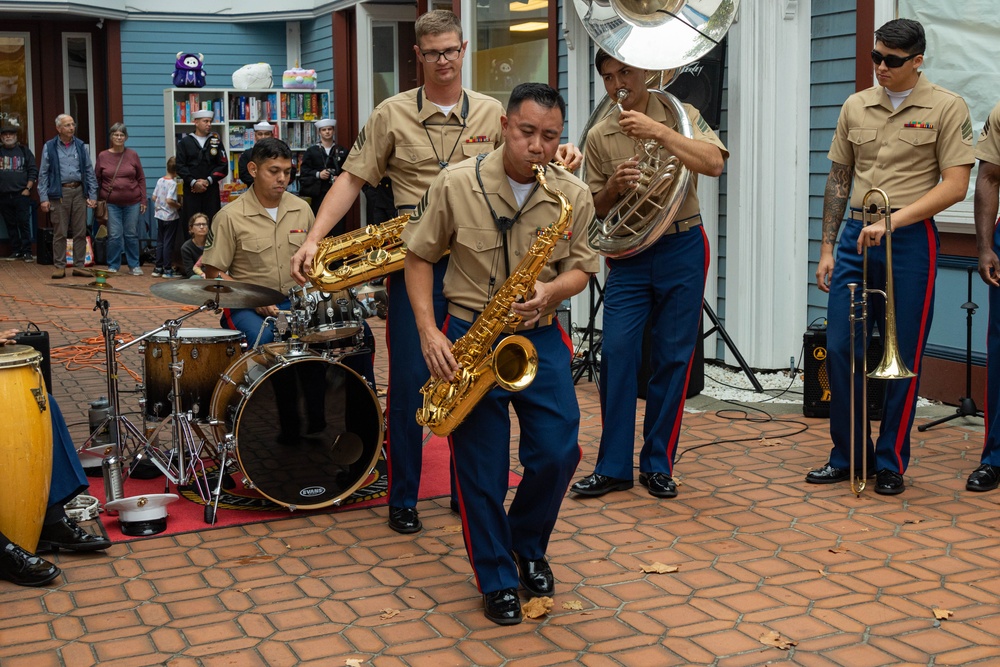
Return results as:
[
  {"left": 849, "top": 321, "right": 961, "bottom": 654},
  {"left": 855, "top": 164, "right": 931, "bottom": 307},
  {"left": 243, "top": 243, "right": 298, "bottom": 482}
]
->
[{"left": 808, "top": 18, "right": 974, "bottom": 495}]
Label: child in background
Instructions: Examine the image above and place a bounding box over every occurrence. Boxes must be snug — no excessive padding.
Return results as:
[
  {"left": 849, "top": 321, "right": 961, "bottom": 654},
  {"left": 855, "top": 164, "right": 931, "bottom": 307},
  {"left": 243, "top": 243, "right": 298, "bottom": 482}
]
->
[
  {"left": 180, "top": 212, "right": 209, "bottom": 278},
  {"left": 151, "top": 157, "right": 181, "bottom": 278}
]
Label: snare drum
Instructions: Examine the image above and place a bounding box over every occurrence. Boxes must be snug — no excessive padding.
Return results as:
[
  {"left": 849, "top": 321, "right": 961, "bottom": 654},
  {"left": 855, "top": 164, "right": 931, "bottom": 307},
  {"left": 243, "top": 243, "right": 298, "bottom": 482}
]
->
[
  {"left": 143, "top": 328, "right": 244, "bottom": 420},
  {"left": 300, "top": 286, "right": 364, "bottom": 343},
  {"left": 209, "top": 344, "right": 383, "bottom": 508},
  {"left": 0, "top": 346, "right": 53, "bottom": 553}
]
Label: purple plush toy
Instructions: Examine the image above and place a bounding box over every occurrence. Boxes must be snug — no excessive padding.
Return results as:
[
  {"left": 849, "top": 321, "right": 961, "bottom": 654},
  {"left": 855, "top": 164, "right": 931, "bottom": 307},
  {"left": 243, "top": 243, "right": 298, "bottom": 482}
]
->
[{"left": 173, "top": 52, "right": 206, "bottom": 88}]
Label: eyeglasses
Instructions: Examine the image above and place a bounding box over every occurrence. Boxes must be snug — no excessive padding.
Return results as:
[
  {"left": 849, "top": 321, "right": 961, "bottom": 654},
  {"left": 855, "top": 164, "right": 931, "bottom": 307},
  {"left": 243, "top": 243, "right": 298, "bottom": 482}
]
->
[
  {"left": 111, "top": 133, "right": 126, "bottom": 138},
  {"left": 418, "top": 47, "right": 462, "bottom": 63},
  {"left": 870, "top": 50, "right": 919, "bottom": 68},
  {"left": 192, "top": 223, "right": 209, "bottom": 227}
]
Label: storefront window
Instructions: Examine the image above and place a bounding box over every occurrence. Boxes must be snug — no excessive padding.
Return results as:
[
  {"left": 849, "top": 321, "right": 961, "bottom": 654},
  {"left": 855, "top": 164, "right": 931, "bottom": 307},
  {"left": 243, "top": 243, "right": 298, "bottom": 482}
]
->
[
  {"left": 0, "top": 34, "right": 32, "bottom": 139},
  {"left": 471, "top": 0, "right": 549, "bottom": 108}
]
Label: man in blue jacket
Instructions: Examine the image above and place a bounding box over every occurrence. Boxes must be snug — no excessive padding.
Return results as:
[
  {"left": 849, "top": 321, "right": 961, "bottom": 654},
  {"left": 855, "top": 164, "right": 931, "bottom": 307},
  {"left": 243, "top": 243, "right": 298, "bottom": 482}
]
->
[{"left": 37, "top": 114, "right": 98, "bottom": 279}]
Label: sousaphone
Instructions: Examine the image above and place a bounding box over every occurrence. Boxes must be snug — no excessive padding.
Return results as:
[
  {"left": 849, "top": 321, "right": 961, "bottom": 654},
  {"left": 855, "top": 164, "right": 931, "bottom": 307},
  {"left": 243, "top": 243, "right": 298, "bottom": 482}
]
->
[{"left": 573, "top": 0, "right": 739, "bottom": 257}]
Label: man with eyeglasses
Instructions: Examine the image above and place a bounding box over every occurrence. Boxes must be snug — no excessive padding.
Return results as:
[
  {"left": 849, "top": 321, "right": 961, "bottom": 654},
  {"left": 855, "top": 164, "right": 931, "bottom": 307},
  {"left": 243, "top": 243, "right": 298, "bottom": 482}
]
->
[
  {"left": 290, "top": 9, "right": 581, "bottom": 536},
  {"left": 808, "top": 18, "right": 974, "bottom": 494}
]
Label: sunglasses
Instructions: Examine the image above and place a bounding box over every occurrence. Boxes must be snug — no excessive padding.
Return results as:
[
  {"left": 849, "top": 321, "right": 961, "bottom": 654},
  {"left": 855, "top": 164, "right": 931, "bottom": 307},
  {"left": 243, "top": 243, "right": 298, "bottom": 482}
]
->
[{"left": 870, "top": 50, "right": 919, "bottom": 68}]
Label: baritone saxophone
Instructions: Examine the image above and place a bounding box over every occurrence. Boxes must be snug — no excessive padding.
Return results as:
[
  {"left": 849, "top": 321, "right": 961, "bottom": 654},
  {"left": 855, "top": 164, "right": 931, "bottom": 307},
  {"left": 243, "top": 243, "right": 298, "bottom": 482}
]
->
[{"left": 415, "top": 163, "right": 572, "bottom": 436}]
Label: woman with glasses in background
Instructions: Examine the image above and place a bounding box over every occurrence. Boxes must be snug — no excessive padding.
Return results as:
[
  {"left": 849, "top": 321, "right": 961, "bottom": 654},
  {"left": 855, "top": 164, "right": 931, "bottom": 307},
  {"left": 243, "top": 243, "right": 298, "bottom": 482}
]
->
[{"left": 95, "top": 123, "right": 147, "bottom": 275}]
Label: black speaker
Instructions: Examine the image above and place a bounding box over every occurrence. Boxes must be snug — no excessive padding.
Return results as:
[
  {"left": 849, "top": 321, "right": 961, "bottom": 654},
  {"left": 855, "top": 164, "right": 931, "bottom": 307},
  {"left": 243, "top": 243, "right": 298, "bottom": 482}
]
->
[
  {"left": 666, "top": 37, "right": 727, "bottom": 131},
  {"left": 638, "top": 317, "right": 705, "bottom": 400},
  {"left": 37, "top": 227, "right": 54, "bottom": 265},
  {"left": 14, "top": 324, "right": 52, "bottom": 392},
  {"left": 803, "top": 325, "right": 885, "bottom": 420}
]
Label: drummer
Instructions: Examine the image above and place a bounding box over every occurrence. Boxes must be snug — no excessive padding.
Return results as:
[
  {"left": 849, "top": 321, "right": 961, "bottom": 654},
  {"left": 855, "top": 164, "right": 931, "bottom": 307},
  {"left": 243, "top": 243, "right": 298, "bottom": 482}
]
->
[
  {"left": 0, "top": 328, "right": 111, "bottom": 588},
  {"left": 201, "top": 138, "right": 375, "bottom": 384}
]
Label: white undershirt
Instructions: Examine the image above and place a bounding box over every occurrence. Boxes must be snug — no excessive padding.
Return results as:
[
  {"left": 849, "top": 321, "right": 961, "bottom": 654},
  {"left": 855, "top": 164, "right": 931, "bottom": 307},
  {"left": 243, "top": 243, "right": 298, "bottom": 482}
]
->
[
  {"left": 885, "top": 86, "right": 914, "bottom": 111},
  {"left": 264, "top": 206, "right": 278, "bottom": 221},
  {"left": 194, "top": 134, "right": 209, "bottom": 148},
  {"left": 508, "top": 177, "right": 535, "bottom": 208},
  {"left": 433, "top": 102, "right": 456, "bottom": 116}
]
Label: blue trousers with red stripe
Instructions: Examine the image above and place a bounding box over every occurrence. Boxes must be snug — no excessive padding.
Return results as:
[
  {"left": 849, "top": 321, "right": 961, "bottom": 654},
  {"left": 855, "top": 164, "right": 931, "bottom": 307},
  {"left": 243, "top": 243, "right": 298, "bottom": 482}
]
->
[
  {"left": 594, "top": 226, "right": 708, "bottom": 479},
  {"left": 825, "top": 217, "right": 938, "bottom": 473},
  {"left": 384, "top": 259, "right": 452, "bottom": 509},
  {"left": 981, "top": 218, "right": 1000, "bottom": 467},
  {"left": 446, "top": 316, "right": 581, "bottom": 595}
]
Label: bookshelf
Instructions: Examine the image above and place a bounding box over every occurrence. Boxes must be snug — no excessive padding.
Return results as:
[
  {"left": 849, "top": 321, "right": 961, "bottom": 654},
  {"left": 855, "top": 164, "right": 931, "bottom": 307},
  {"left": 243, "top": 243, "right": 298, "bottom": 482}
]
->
[{"left": 163, "top": 87, "right": 331, "bottom": 186}]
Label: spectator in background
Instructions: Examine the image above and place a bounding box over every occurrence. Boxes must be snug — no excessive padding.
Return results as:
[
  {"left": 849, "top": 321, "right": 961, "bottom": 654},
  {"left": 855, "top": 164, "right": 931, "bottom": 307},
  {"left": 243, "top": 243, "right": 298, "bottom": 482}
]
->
[
  {"left": 238, "top": 121, "right": 297, "bottom": 187},
  {"left": 180, "top": 212, "right": 208, "bottom": 278},
  {"left": 0, "top": 124, "right": 37, "bottom": 262},
  {"left": 298, "top": 118, "right": 348, "bottom": 230},
  {"left": 152, "top": 157, "right": 182, "bottom": 278},
  {"left": 175, "top": 109, "right": 227, "bottom": 229},
  {"left": 96, "top": 123, "right": 147, "bottom": 275},
  {"left": 37, "top": 114, "right": 97, "bottom": 279}
]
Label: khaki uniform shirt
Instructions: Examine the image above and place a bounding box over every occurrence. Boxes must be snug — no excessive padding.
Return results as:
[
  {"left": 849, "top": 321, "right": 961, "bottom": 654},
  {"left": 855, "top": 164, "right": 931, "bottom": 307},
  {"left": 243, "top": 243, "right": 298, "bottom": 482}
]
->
[
  {"left": 202, "top": 185, "right": 313, "bottom": 294},
  {"left": 401, "top": 149, "right": 599, "bottom": 316},
  {"left": 828, "top": 74, "right": 975, "bottom": 209},
  {"left": 975, "top": 100, "right": 1000, "bottom": 165},
  {"left": 343, "top": 87, "right": 505, "bottom": 209},
  {"left": 584, "top": 94, "right": 728, "bottom": 222}
]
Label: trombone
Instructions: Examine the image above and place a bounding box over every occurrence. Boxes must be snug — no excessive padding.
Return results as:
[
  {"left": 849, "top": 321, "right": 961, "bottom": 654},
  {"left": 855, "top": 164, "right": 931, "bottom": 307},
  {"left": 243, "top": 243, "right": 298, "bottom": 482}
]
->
[{"left": 846, "top": 188, "right": 916, "bottom": 496}]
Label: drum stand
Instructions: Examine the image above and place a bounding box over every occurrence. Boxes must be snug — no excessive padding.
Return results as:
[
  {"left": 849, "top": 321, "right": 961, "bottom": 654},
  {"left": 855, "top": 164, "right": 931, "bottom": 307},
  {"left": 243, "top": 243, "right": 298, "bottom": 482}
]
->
[
  {"left": 81, "top": 293, "right": 151, "bottom": 496},
  {"left": 119, "top": 300, "right": 221, "bottom": 503}
]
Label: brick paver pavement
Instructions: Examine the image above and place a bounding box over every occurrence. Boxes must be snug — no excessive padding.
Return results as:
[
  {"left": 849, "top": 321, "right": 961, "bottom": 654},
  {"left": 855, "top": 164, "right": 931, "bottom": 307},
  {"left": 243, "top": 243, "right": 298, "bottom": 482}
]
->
[{"left": 1, "top": 259, "right": 998, "bottom": 666}]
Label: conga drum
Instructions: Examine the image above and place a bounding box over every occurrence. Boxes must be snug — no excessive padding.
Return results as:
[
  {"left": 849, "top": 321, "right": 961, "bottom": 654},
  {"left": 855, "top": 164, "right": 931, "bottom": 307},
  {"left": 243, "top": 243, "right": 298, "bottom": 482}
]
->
[{"left": 0, "top": 346, "right": 52, "bottom": 553}]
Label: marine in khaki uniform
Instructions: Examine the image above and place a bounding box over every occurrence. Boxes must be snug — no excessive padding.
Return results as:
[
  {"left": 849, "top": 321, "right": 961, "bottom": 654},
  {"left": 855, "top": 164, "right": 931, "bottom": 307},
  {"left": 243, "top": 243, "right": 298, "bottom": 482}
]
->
[
  {"left": 403, "top": 83, "right": 598, "bottom": 626},
  {"left": 289, "top": 10, "right": 580, "bottom": 537},
  {"left": 969, "top": 100, "right": 1000, "bottom": 492},
  {"left": 807, "top": 19, "right": 974, "bottom": 494},
  {"left": 571, "top": 49, "right": 727, "bottom": 502},
  {"left": 203, "top": 138, "right": 312, "bottom": 346}
]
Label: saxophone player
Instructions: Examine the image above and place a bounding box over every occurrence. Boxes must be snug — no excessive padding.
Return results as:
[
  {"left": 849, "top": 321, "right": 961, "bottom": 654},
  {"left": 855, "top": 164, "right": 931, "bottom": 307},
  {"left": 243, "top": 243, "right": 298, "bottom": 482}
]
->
[
  {"left": 403, "top": 83, "right": 598, "bottom": 625},
  {"left": 571, "top": 50, "right": 727, "bottom": 501}
]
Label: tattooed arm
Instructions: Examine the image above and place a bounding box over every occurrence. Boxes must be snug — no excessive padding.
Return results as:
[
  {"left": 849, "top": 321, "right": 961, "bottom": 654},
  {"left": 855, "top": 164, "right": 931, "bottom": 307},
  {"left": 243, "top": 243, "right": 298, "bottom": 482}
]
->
[{"left": 815, "top": 161, "right": 853, "bottom": 293}]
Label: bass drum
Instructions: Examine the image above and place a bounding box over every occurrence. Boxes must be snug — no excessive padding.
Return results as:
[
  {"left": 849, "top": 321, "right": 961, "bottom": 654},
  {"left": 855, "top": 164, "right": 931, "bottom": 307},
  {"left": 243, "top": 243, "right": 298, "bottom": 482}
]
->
[{"left": 209, "top": 344, "right": 383, "bottom": 509}]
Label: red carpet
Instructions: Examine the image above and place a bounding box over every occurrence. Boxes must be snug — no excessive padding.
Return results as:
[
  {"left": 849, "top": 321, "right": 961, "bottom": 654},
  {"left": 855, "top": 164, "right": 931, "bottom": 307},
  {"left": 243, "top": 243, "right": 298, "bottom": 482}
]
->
[{"left": 87, "top": 435, "right": 518, "bottom": 542}]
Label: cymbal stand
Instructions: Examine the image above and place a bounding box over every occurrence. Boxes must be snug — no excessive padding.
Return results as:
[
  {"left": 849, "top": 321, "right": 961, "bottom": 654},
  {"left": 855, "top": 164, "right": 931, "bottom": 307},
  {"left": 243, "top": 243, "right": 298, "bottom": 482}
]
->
[
  {"left": 81, "top": 292, "right": 151, "bottom": 498},
  {"left": 118, "top": 300, "right": 220, "bottom": 501}
]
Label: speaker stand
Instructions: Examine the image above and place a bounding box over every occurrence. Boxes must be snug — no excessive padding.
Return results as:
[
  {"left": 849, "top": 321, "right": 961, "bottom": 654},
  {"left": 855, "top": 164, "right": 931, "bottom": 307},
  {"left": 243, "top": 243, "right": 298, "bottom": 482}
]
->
[
  {"left": 702, "top": 301, "right": 764, "bottom": 393},
  {"left": 918, "top": 266, "right": 984, "bottom": 432},
  {"left": 572, "top": 274, "right": 604, "bottom": 386}
]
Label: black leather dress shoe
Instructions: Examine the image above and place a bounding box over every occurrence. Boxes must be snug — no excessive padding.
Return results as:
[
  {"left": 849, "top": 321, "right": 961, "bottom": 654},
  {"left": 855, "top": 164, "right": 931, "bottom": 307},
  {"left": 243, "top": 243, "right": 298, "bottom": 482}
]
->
[
  {"left": 570, "top": 472, "right": 633, "bottom": 497},
  {"left": 639, "top": 472, "right": 677, "bottom": 498},
  {"left": 0, "top": 543, "right": 60, "bottom": 587},
  {"left": 483, "top": 587, "right": 522, "bottom": 625},
  {"left": 805, "top": 464, "right": 850, "bottom": 484},
  {"left": 513, "top": 552, "right": 554, "bottom": 597},
  {"left": 36, "top": 517, "right": 111, "bottom": 553},
  {"left": 387, "top": 506, "right": 421, "bottom": 534},
  {"left": 966, "top": 464, "right": 1000, "bottom": 492},
  {"left": 875, "top": 469, "right": 905, "bottom": 495}
]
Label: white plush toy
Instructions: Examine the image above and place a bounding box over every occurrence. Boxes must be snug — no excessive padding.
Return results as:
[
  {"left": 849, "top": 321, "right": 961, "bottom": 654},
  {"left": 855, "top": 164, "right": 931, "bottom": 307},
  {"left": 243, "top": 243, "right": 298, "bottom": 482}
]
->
[{"left": 232, "top": 63, "right": 273, "bottom": 90}]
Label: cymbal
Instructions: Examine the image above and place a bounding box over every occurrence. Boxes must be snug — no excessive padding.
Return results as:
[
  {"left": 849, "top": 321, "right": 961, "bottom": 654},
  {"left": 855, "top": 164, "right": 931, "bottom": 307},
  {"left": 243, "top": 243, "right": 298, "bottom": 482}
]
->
[
  {"left": 150, "top": 279, "right": 285, "bottom": 308},
  {"left": 56, "top": 282, "right": 147, "bottom": 297}
]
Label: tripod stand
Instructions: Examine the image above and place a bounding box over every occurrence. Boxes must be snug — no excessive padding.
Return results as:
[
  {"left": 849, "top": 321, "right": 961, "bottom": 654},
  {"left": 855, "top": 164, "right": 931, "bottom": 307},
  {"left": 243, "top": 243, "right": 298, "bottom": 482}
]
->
[
  {"left": 118, "top": 301, "right": 220, "bottom": 502},
  {"left": 918, "top": 266, "right": 984, "bottom": 432},
  {"left": 80, "top": 291, "right": 153, "bottom": 497}
]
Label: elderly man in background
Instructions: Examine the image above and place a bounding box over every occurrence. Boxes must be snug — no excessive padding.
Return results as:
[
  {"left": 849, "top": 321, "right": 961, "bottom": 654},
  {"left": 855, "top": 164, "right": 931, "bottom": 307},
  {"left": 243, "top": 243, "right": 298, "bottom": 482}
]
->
[
  {"left": 0, "top": 124, "right": 37, "bottom": 262},
  {"left": 37, "top": 114, "right": 97, "bottom": 279}
]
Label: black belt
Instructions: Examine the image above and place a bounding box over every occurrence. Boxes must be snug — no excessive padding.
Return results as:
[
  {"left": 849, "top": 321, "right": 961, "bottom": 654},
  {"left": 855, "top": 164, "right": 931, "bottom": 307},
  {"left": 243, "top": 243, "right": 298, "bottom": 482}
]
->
[
  {"left": 848, "top": 207, "right": 898, "bottom": 221},
  {"left": 62, "top": 181, "right": 81, "bottom": 189},
  {"left": 448, "top": 303, "right": 553, "bottom": 333},
  {"left": 664, "top": 214, "right": 702, "bottom": 236}
]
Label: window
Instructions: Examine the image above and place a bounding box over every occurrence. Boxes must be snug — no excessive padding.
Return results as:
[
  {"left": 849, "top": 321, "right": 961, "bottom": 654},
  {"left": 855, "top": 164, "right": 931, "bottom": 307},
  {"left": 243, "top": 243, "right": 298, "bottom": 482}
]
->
[
  {"left": 0, "top": 33, "right": 33, "bottom": 141},
  {"left": 471, "top": 0, "right": 550, "bottom": 108}
]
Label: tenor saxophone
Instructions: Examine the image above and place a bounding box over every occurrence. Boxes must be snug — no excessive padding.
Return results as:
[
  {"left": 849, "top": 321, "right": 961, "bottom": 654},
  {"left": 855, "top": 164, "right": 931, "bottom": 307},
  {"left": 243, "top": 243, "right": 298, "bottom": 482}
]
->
[
  {"left": 416, "top": 163, "right": 573, "bottom": 436},
  {"left": 307, "top": 214, "right": 415, "bottom": 292}
]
